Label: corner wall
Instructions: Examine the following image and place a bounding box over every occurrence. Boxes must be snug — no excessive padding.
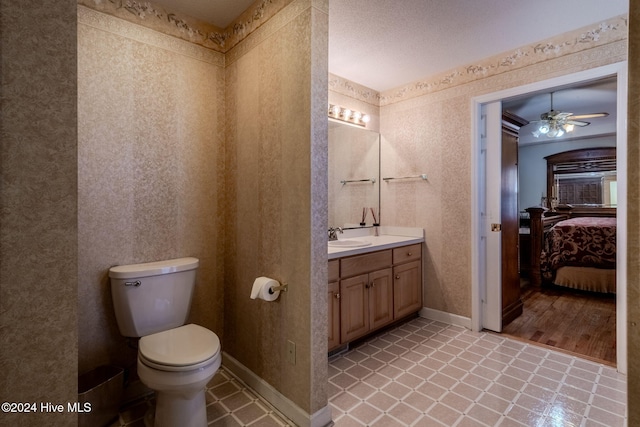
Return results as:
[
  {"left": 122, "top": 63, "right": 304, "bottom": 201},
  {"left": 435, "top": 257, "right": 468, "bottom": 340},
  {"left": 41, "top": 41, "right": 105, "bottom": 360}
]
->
[
  {"left": 223, "top": 0, "right": 329, "bottom": 421},
  {"left": 77, "top": 6, "right": 226, "bottom": 374}
]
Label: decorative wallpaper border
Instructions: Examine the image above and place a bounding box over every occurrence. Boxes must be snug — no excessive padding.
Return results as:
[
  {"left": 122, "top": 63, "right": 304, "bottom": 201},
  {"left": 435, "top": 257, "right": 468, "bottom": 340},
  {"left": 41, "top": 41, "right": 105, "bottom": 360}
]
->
[
  {"left": 78, "top": 5, "right": 224, "bottom": 66},
  {"left": 224, "top": 0, "right": 313, "bottom": 67},
  {"left": 378, "top": 15, "right": 628, "bottom": 106},
  {"left": 328, "top": 73, "right": 380, "bottom": 107},
  {"left": 78, "top": 0, "right": 294, "bottom": 53},
  {"left": 330, "top": 15, "right": 627, "bottom": 108}
]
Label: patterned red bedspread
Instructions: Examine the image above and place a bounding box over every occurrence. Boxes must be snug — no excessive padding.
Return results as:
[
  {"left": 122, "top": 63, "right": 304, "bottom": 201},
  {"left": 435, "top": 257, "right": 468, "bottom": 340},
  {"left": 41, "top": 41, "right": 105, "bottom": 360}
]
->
[{"left": 541, "top": 217, "right": 616, "bottom": 281}]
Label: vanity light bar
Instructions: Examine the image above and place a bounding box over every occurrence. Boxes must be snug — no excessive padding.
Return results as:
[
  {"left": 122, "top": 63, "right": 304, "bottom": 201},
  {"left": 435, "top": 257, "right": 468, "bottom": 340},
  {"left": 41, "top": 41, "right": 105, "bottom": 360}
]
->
[{"left": 328, "top": 104, "right": 370, "bottom": 127}]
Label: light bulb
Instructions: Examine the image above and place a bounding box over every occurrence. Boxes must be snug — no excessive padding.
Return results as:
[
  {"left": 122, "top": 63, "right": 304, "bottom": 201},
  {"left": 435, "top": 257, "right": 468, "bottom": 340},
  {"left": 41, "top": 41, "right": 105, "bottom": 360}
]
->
[
  {"left": 563, "top": 123, "right": 574, "bottom": 132},
  {"left": 538, "top": 123, "right": 550, "bottom": 134},
  {"left": 361, "top": 114, "right": 371, "bottom": 123},
  {"left": 342, "top": 109, "right": 352, "bottom": 119},
  {"left": 547, "top": 128, "right": 558, "bottom": 138}
]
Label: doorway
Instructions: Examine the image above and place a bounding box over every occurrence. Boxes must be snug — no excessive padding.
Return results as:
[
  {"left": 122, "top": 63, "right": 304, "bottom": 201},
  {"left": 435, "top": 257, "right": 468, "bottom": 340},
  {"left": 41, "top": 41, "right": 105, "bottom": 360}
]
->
[{"left": 470, "top": 63, "right": 628, "bottom": 373}]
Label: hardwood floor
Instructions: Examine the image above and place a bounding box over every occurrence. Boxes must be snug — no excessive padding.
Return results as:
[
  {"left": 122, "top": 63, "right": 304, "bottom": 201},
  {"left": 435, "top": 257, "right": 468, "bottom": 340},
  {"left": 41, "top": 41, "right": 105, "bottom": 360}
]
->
[{"left": 501, "top": 280, "right": 616, "bottom": 365}]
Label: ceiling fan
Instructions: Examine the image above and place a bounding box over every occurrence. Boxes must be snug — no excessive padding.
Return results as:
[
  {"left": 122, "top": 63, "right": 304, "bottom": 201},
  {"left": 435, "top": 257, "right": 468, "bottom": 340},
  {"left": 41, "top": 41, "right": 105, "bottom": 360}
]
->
[{"left": 531, "top": 92, "right": 609, "bottom": 138}]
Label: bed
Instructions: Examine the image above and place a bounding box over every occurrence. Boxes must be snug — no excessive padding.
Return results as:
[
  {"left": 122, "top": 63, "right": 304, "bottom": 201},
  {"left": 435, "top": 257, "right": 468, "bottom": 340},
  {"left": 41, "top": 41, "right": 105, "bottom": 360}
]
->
[
  {"left": 540, "top": 216, "right": 616, "bottom": 293},
  {"left": 527, "top": 208, "right": 616, "bottom": 293}
]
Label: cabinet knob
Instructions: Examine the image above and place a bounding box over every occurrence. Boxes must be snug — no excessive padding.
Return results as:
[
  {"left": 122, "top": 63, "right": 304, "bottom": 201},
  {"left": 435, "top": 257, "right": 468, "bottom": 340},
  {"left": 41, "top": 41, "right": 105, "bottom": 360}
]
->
[
  {"left": 395, "top": 275, "right": 400, "bottom": 279},
  {"left": 407, "top": 252, "right": 412, "bottom": 256},
  {"left": 335, "top": 293, "right": 340, "bottom": 299},
  {"left": 370, "top": 282, "right": 375, "bottom": 288},
  {"left": 365, "top": 284, "right": 370, "bottom": 289}
]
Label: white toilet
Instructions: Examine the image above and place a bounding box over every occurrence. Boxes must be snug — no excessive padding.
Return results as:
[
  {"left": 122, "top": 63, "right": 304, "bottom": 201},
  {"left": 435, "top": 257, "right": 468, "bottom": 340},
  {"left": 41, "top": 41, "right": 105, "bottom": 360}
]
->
[{"left": 109, "top": 257, "right": 220, "bottom": 427}]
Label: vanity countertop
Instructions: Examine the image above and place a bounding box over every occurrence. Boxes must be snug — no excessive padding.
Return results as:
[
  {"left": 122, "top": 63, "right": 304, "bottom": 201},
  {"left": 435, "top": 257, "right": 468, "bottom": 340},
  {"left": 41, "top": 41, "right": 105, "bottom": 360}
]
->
[{"left": 328, "top": 226, "right": 424, "bottom": 259}]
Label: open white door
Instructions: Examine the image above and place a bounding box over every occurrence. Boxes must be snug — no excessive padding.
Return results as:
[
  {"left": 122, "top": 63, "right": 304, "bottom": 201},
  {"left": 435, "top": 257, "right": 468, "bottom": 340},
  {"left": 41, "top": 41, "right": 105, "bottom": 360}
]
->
[{"left": 482, "top": 101, "right": 502, "bottom": 332}]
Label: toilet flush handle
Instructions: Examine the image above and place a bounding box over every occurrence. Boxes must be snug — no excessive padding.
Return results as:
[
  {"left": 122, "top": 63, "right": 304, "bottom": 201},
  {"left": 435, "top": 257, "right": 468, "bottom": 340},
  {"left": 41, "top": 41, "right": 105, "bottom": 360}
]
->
[{"left": 125, "top": 280, "right": 141, "bottom": 287}]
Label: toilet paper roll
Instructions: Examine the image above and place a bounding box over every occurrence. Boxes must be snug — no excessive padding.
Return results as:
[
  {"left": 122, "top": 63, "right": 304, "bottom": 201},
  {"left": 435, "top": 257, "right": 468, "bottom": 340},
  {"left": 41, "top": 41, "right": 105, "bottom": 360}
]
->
[{"left": 250, "top": 277, "right": 280, "bottom": 301}]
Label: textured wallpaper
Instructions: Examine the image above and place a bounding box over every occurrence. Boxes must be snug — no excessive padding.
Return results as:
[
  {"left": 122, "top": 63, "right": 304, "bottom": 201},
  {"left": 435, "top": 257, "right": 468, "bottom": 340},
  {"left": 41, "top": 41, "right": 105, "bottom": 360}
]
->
[
  {"left": 77, "top": 5, "right": 226, "bottom": 373},
  {"left": 0, "top": 1, "right": 78, "bottom": 426},
  {"left": 224, "top": 0, "right": 328, "bottom": 415}
]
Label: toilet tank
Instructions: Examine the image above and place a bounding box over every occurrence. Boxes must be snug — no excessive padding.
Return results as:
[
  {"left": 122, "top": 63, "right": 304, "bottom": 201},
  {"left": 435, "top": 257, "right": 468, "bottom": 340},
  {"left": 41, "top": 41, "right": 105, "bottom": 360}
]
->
[{"left": 109, "top": 257, "right": 199, "bottom": 337}]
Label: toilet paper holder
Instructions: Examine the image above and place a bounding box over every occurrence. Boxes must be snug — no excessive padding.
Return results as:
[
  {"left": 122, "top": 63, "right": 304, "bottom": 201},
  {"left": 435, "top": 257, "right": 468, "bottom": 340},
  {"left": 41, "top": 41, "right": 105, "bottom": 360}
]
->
[{"left": 268, "top": 283, "right": 288, "bottom": 294}]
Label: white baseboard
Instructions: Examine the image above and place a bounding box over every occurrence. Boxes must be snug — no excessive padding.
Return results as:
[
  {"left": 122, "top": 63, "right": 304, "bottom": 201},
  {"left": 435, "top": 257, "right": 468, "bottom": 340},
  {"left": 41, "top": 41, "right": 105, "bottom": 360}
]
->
[
  {"left": 419, "top": 307, "right": 472, "bottom": 329},
  {"left": 222, "top": 352, "right": 333, "bottom": 427}
]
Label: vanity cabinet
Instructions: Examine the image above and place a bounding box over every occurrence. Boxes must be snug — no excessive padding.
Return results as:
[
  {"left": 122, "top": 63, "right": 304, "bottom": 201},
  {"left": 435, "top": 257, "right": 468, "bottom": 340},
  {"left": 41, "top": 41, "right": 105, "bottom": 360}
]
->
[
  {"left": 340, "top": 268, "right": 394, "bottom": 343},
  {"left": 328, "top": 243, "right": 422, "bottom": 351},
  {"left": 393, "top": 244, "right": 423, "bottom": 319},
  {"left": 327, "top": 260, "right": 340, "bottom": 350}
]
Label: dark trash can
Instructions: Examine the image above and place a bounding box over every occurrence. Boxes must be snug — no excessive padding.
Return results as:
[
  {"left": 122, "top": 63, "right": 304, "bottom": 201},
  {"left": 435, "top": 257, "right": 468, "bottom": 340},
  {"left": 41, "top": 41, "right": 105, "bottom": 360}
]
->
[{"left": 78, "top": 365, "right": 124, "bottom": 427}]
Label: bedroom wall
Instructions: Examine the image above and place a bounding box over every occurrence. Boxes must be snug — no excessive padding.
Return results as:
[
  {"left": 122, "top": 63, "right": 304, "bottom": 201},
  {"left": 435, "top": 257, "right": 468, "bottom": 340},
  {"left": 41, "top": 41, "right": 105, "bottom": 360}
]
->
[
  {"left": 377, "top": 16, "right": 627, "bottom": 319},
  {"left": 518, "top": 136, "right": 617, "bottom": 209}
]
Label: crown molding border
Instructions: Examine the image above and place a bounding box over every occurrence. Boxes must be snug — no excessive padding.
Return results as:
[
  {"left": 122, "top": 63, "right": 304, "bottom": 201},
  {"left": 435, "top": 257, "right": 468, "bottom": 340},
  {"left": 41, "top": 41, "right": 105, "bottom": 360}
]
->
[
  {"left": 78, "top": 0, "right": 294, "bottom": 53},
  {"left": 78, "top": 5, "right": 224, "bottom": 66},
  {"left": 379, "top": 15, "right": 628, "bottom": 106},
  {"left": 328, "top": 73, "right": 380, "bottom": 107}
]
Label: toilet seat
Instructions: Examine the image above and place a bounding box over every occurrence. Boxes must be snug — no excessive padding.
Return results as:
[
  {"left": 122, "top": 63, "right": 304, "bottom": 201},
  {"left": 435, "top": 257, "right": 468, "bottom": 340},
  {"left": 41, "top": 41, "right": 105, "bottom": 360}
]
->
[{"left": 139, "top": 324, "right": 220, "bottom": 372}]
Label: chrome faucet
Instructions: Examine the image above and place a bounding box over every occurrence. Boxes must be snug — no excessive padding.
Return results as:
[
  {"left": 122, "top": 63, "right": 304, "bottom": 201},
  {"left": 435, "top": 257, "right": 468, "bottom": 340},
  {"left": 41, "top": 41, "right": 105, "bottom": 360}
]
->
[{"left": 328, "top": 227, "right": 343, "bottom": 241}]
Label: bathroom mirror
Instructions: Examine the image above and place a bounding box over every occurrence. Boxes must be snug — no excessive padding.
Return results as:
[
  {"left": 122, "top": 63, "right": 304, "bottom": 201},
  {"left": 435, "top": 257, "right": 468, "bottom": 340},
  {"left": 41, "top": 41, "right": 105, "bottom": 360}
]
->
[{"left": 328, "top": 119, "right": 380, "bottom": 228}]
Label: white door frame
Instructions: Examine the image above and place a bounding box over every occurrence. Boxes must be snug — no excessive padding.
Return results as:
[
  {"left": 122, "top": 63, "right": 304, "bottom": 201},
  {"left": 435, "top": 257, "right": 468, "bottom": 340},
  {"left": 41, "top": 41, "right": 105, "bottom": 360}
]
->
[{"left": 471, "top": 62, "right": 628, "bottom": 373}]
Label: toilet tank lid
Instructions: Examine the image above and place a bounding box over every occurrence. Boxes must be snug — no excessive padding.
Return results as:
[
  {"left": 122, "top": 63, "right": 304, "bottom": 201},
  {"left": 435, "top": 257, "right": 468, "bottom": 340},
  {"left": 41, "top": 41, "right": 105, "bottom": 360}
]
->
[{"left": 109, "top": 257, "right": 199, "bottom": 279}]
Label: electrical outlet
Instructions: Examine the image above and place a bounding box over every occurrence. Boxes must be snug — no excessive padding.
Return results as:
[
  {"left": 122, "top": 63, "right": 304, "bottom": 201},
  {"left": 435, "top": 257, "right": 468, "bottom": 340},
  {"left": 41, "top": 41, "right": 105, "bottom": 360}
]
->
[{"left": 287, "top": 340, "right": 296, "bottom": 365}]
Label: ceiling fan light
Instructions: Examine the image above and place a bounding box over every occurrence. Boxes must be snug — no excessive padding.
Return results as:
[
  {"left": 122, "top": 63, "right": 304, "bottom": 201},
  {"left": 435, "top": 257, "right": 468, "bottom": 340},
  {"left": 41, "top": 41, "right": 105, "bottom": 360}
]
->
[
  {"left": 563, "top": 123, "right": 575, "bottom": 132},
  {"left": 547, "top": 127, "right": 558, "bottom": 138},
  {"left": 538, "top": 122, "right": 550, "bottom": 134}
]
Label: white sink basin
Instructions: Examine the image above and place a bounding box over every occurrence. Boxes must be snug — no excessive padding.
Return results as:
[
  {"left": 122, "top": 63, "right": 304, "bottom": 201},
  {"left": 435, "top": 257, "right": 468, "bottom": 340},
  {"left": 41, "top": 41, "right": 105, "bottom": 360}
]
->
[{"left": 328, "top": 239, "right": 372, "bottom": 248}]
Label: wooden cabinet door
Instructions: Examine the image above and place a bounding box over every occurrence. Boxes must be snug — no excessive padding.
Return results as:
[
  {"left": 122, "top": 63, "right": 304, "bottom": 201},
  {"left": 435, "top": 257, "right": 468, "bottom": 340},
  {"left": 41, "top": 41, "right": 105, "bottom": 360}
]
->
[
  {"left": 393, "top": 260, "right": 422, "bottom": 319},
  {"left": 328, "top": 281, "right": 341, "bottom": 350},
  {"left": 368, "top": 268, "right": 394, "bottom": 331},
  {"left": 340, "top": 274, "right": 369, "bottom": 343}
]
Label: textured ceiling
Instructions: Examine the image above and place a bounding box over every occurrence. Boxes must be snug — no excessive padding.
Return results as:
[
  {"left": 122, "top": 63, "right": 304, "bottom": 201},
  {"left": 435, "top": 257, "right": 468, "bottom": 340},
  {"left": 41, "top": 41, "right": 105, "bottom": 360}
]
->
[{"left": 328, "top": 0, "right": 628, "bottom": 91}]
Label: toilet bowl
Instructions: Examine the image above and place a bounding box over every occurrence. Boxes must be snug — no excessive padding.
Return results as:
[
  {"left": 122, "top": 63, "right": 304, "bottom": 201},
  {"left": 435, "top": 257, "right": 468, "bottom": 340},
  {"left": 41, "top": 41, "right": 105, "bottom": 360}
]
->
[
  {"left": 137, "top": 324, "right": 221, "bottom": 427},
  {"left": 108, "top": 258, "right": 221, "bottom": 427}
]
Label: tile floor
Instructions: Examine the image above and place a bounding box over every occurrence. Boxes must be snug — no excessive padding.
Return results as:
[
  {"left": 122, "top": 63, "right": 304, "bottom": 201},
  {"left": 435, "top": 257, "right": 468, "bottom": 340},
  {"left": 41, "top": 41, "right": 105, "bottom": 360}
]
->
[
  {"left": 116, "top": 317, "right": 627, "bottom": 426},
  {"left": 328, "top": 317, "right": 627, "bottom": 426},
  {"left": 113, "top": 367, "right": 293, "bottom": 426}
]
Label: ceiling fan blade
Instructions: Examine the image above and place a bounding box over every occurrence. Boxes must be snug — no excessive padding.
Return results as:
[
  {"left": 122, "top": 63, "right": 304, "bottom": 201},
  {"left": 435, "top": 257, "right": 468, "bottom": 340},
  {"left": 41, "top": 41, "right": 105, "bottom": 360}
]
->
[
  {"left": 570, "top": 112, "right": 609, "bottom": 120},
  {"left": 551, "top": 111, "right": 573, "bottom": 119},
  {"left": 566, "top": 120, "right": 590, "bottom": 127}
]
